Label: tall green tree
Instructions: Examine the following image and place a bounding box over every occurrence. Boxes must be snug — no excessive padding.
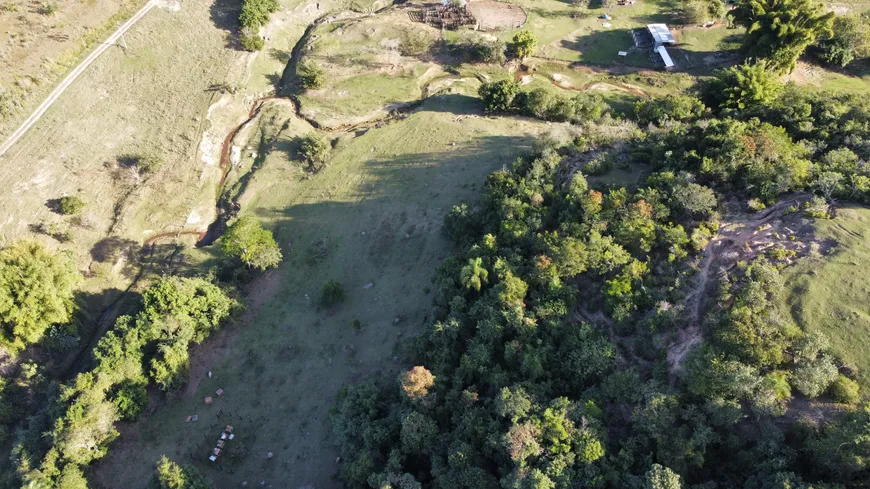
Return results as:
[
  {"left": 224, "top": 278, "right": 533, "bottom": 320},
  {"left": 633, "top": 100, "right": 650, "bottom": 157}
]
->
[
  {"left": 151, "top": 455, "right": 214, "bottom": 489},
  {"left": 0, "top": 242, "right": 82, "bottom": 350},
  {"left": 730, "top": 0, "right": 834, "bottom": 72},
  {"left": 221, "top": 216, "right": 283, "bottom": 271},
  {"left": 704, "top": 60, "right": 782, "bottom": 111},
  {"left": 508, "top": 31, "right": 537, "bottom": 59}
]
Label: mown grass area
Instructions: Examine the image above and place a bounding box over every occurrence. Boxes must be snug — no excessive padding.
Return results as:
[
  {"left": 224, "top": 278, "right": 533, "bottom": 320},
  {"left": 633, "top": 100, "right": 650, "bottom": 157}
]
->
[
  {"left": 782, "top": 204, "right": 870, "bottom": 391},
  {"left": 91, "top": 94, "right": 550, "bottom": 488}
]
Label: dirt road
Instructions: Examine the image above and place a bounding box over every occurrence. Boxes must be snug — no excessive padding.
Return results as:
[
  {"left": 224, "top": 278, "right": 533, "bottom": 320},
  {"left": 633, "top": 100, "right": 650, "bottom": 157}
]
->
[{"left": 0, "top": 0, "right": 156, "bottom": 158}]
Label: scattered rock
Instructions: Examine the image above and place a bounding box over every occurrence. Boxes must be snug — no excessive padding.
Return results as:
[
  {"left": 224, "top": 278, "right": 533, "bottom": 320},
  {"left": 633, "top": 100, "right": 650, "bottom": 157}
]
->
[
  {"left": 336, "top": 456, "right": 342, "bottom": 463},
  {"left": 267, "top": 452, "right": 274, "bottom": 459},
  {"left": 363, "top": 283, "right": 373, "bottom": 289},
  {"left": 208, "top": 371, "right": 212, "bottom": 378},
  {"left": 242, "top": 482, "right": 248, "bottom": 487}
]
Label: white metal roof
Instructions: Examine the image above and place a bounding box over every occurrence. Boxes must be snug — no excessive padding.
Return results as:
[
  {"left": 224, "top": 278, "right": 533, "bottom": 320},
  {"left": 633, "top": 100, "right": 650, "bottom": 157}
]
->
[
  {"left": 647, "top": 24, "right": 675, "bottom": 44},
  {"left": 656, "top": 45, "right": 675, "bottom": 68}
]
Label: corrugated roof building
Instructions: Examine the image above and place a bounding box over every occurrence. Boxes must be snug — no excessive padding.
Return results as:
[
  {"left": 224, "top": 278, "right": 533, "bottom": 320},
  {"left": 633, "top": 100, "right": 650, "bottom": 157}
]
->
[{"left": 647, "top": 24, "right": 675, "bottom": 46}]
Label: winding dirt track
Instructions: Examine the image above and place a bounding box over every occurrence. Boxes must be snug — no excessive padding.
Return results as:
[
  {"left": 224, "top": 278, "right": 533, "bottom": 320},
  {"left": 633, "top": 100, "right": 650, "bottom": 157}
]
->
[{"left": 0, "top": 0, "right": 157, "bottom": 158}]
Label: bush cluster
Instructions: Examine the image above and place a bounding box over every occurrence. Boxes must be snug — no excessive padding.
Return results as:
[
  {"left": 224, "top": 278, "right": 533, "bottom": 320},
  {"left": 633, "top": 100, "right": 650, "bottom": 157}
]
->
[
  {"left": 478, "top": 82, "right": 609, "bottom": 124},
  {"left": 10, "top": 277, "right": 237, "bottom": 488},
  {"left": 238, "top": 0, "right": 279, "bottom": 51}
]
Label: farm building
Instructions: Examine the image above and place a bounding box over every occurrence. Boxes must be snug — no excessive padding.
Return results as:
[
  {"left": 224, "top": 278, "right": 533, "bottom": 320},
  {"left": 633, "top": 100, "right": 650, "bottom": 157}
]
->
[
  {"left": 631, "top": 23, "right": 676, "bottom": 70},
  {"left": 647, "top": 23, "right": 675, "bottom": 46}
]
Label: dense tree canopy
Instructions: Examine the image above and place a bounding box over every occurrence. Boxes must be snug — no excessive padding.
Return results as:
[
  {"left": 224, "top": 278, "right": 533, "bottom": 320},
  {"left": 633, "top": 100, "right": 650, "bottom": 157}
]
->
[
  {"left": 11, "top": 277, "right": 236, "bottom": 489},
  {"left": 333, "top": 81, "right": 870, "bottom": 489},
  {"left": 0, "top": 242, "right": 82, "bottom": 351}
]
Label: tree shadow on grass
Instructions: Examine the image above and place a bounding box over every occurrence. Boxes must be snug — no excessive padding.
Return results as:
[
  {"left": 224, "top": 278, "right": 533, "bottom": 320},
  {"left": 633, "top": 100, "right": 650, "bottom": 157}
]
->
[
  {"left": 560, "top": 29, "right": 645, "bottom": 66},
  {"left": 209, "top": 0, "right": 244, "bottom": 50},
  {"left": 90, "top": 236, "right": 142, "bottom": 280}
]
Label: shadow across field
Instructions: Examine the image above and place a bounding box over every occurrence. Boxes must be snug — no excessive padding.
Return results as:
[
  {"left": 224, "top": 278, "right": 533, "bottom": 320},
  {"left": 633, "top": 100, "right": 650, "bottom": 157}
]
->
[{"left": 209, "top": 0, "right": 244, "bottom": 50}]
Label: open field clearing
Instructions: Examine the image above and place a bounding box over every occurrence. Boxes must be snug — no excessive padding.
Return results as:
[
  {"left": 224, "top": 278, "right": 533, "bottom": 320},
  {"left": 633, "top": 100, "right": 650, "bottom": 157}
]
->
[
  {"left": 782, "top": 205, "right": 870, "bottom": 390},
  {"left": 91, "top": 94, "right": 549, "bottom": 488}
]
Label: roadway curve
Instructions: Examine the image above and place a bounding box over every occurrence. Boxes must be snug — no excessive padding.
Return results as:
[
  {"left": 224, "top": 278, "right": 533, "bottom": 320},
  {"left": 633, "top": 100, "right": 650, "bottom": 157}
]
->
[{"left": 0, "top": 0, "right": 157, "bottom": 158}]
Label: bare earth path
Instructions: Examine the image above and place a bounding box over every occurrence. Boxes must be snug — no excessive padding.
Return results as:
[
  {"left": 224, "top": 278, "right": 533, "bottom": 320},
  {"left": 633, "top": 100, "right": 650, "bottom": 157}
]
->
[
  {"left": 667, "top": 197, "right": 810, "bottom": 372},
  {"left": 0, "top": 0, "right": 156, "bottom": 158}
]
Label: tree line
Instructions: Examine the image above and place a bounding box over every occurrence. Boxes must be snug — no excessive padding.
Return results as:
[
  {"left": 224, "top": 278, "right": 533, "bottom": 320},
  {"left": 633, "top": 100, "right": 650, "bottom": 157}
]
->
[{"left": 331, "top": 61, "right": 870, "bottom": 489}]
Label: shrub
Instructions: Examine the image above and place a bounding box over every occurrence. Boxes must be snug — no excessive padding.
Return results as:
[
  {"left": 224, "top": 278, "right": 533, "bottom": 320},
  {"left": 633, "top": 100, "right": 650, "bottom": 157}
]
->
[
  {"left": 507, "top": 30, "right": 537, "bottom": 59},
  {"left": 803, "top": 196, "right": 830, "bottom": 218},
  {"left": 400, "top": 31, "right": 433, "bottom": 57},
  {"left": 570, "top": 92, "right": 608, "bottom": 121},
  {"left": 297, "top": 59, "right": 326, "bottom": 90},
  {"left": 633, "top": 95, "right": 706, "bottom": 126},
  {"left": 239, "top": 0, "right": 279, "bottom": 30},
  {"left": 321, "top": 280, "right": 345, "bottom": 306},
  {"left": 57, "top": 195, "right": 86, "bottom": 215},
  {"left": 240, "top": 29, "right": 265, "bottom": 51},
  {"left": 298, "top": 134, "right": 332, "bottom": 172},
  {"left": 830, "top": 375, "right": 860, "bottom": 404},
  {"left": 121, "top": 153, "right": 163, "bottom": 174},
  {"left": 443, "top": 203, "right": 480, "bottom": 243},
  {"left": 747, "top": 198, "right": 766, "bottom": 211},
  {"left": 817, "top": 14, "right": 870, "bottom": 67},
  {"left": 518, "top": 87, "right": 556, "bottom": 120},
  {"left": 449, "top": 32, "right": 506, "bottom": 64},
  {"left": 152, "top": 455, "right": 214, "bottom": 489},
  {"left": 792, "top": 355, "right": 838, "bottom": 398},
  {"left": 584, "top": 153, "right": 613, "bottom": 176},
  {"left": 478, "top": 80, "right": 520, "bottom": 113}
]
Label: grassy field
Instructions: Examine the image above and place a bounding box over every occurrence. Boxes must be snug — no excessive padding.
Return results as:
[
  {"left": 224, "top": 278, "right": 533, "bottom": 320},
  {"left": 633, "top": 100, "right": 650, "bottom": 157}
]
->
[
  {"left": 0, "top": 0, "right": 146, "bottom": 137},
  {"left": 782, "top": 205, "right": 870, "bottom": 391},
  {"left": 90, "top": 94, "right": 549, "bottom": 488},
  {"left": 295, "top": 11, "right": 444, "bottom": 128}
]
